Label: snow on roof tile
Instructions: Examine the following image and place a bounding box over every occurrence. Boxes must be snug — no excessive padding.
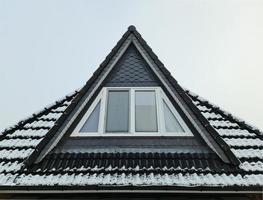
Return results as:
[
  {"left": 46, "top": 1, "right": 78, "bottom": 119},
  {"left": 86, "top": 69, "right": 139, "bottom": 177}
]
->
[
  {"left": 186, "top": 90, "right": 262, "bottom": 155},
  {"left": 0, "top": 87, "right": 261, "bottom": 189},
  {"left": 7, "top": 173, "right": 263, "bottom": 187},
  {"left": 187, "top": 90, "right": 263, "bottom": 134},
  {"left": 231, "top": 149, "right": 263, "bottom": 159},
  {"left": 209, "top": 120, "right": 240, "bottom": 128},
  {"left": 25, "top": 120, "right": 55, "bottom": 128},
  {"left": 216, "top": 129, "right": 257, "bottom": 138},
  {"left": 200, "top": 112, "right": 223, "bottom": 120},
  {"left": 239, "top": 161, "right": 263, "bottom": 171},
  {"left": 195, "top": 105, "right": 211, "bottom": 112},
  {"left": 41, "top": 112, "right": 63, "bottom": 120},
  {"left": 0, "top": 149, "right": 34, "bottom": 160},
  {"left": 0, "top": 89, "right": 261, "bottom": 188},
  {"left": 0, "top": 173, "right": 17, "bottom": 186},
  {"left": 7, "top": 129, "right": 48, "bottom": 139},
  {"left": 0, "top": 138, "right": 42, "bottom": 148},
  {"left": 224, "top": 138, "right": 263, "bottom": 147},
  {"left": 0, "top": 161, "right": 23, "bottom": 173}
]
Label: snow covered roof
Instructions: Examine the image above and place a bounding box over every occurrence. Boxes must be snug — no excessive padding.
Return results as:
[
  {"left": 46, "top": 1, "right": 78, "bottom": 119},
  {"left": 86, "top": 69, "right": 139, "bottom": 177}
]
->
[
  {"left": 0, "top": 88, "right": 262, "bottom": 190},
  {"left": 0, "top": 26, "right": 262, "bottom": 192}
]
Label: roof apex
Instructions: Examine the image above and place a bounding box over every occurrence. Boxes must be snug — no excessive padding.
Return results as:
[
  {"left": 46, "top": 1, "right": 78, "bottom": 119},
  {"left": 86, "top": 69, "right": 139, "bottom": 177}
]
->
[{"left": 128, "top": 25, "right": 136, "bottom": 31}]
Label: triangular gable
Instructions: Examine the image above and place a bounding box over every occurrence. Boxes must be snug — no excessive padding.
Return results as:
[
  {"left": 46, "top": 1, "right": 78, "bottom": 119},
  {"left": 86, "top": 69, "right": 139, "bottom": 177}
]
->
[
  {"left": 25, "top": 26, "right": 240, "bottom": 166},
  {"left": 105, "top": 44, "right": 160, "bottom": 87}
]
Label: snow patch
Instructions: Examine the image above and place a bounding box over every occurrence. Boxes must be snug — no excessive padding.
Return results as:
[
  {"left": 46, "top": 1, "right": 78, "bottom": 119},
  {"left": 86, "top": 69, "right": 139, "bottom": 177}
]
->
[
  {"left": 7, "top": 129, "right": 48, "bottom": 138},
  {"left": 239, "top": 161, "right": 263, "bottom": 171},
  {"left": 0, "top": 138, "right": 42, "bottom": 148},
  {"left": 13, "top": 173, "right": 263, "bottom": 187},
  {"left": 216, "top": 129, "right": 256, "bottom": 137},
  {"left": 224, "top": 138, "right": 263, "bottom": 147},
  {"left": 0, "top": 149, "right": 34, "bottom": 160},
  {"left": 232, "top": 149, "right": 263, "bottom": 159}
]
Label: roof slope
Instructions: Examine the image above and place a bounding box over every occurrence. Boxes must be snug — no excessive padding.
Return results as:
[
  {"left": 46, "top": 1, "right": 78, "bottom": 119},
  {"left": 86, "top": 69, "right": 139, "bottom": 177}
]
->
[
  {"left": 0, "top": 88, "right": 262, "bottom": 190},
  {"left": 0, "top": 26, "right": 262, "bottom": 191}
]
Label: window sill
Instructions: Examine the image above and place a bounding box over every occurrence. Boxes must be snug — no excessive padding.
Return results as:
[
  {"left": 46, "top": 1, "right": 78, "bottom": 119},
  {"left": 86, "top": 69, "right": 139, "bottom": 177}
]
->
[{"left": 70, "top": 132, "right": 194, "bottom": 137}]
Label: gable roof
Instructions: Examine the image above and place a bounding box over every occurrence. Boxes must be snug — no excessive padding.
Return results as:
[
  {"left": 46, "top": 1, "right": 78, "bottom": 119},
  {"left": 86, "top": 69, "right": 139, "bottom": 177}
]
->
[
  {"left": 0, "top": 26, "right": 262, "bottom": 192},
  {"left": 26, "top": 25, "right": 238, "bottom": 166}
]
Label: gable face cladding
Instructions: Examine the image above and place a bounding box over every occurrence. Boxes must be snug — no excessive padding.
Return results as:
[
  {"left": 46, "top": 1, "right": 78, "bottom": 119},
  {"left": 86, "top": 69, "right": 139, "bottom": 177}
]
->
[{"left": 0, "top": 26, "right": 262, "bottom": 199}]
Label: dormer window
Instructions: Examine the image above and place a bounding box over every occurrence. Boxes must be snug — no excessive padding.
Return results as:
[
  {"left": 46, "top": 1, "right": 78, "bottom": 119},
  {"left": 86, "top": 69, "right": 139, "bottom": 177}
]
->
[{"left": 71, "top": 87, "right": 193, "bottom": 136}]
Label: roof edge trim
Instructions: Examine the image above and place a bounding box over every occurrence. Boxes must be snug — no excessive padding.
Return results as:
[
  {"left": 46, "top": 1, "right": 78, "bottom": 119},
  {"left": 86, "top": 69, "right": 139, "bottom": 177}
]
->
[
  {"left": 24, "top": 29, "right": 135, "bottom": 166},
  {"left": 130, "top": 28, "right": 240, "bottom": 165},
  {"left": 0, "top": 186, "right": 261, "bottom": 193}
]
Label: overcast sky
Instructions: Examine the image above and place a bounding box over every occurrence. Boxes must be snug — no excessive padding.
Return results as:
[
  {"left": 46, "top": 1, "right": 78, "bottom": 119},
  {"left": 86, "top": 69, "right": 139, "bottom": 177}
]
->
[{"left": 0, "top": 0, "right": 262, "bottom": 131}]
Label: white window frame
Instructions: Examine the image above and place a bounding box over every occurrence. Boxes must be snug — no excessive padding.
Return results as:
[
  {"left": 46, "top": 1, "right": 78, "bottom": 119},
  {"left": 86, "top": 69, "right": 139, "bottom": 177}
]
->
[{"left": 71, "top": 87, "right": 193, "bottom": 137}]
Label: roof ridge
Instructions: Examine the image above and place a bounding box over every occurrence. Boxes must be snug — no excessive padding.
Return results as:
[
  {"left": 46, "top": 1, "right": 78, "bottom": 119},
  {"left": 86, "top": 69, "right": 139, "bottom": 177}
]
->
[{"left": 185, "top": 89, "right": 263, "bottom": 137}]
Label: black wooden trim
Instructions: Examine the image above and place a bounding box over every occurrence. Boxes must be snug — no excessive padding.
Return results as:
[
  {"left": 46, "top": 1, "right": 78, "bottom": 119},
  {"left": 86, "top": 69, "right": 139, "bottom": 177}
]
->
[
  {"left": 24, "top": 27, "right": 133, "bottom": 167},
  {"left": 0, "top": 185, "right": 261, "bottom": 193},
  {"left": 131, "top": 27, "right": 240, "bottom": 165}
]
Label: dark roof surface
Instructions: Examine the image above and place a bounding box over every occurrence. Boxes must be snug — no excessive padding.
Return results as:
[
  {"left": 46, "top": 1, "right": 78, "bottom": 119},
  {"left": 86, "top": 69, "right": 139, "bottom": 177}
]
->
[
  {"left": 0, "top": 26, "right": 262, "bottom": 191},
  {"left": 0, "top": 88, "right": 262, "bottom": 189}
]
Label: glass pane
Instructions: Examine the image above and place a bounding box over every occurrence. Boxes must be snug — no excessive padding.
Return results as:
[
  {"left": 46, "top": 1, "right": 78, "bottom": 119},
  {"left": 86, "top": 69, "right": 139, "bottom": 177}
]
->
[
  {"left": 163, "top": 100, "right": 185, "bottom": 132},
  {"left": 80, "top": 101, "right": 100, "bottom": 132},
  {"left": 106, "top": 90, "right": 129, "bottom": 132},
  {"left": 135, "top": 91, "right": 158, "bottom": 132}
]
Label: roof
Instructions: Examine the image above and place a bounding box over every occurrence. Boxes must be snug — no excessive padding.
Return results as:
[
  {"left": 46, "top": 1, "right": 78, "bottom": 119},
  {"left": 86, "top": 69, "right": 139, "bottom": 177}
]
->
[
  {"left": 0, "top": 88, "right": 262, "bottom": 190},
  {"left": 31, "top": 25, "right": 237, "bottom": 165},
  {"left": 0, "top": 26, "right": 262, "bottom": 192}
]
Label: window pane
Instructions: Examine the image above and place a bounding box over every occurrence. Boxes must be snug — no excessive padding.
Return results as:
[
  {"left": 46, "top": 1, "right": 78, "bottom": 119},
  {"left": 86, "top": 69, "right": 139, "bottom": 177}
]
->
[
  {"left": 135, "top": 91, "right": 158, "bottom": 132},
  {"left": 80, "top": 101, "right": 100, "bottom": 132},
  {"left": 163, "top": 100, "right": 185, "bottom": 132},
  {"left": 106, "top": 90, "right": 129, "bottom": 132}
]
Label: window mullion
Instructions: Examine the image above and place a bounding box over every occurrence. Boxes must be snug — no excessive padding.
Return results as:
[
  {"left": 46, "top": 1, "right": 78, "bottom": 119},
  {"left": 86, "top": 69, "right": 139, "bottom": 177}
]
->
[
  {"left": 98, "top": 88, "right": 106, "bottom": 134},
  {"left": 156, "top": 88, "right": 163, "bottom": 134}
]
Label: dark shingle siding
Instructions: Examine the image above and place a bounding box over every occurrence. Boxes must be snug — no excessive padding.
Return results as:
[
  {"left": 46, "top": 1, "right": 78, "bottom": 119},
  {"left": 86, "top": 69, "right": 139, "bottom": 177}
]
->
[{"left": 105, "top": 44, "right": 160, "bottom": 87}]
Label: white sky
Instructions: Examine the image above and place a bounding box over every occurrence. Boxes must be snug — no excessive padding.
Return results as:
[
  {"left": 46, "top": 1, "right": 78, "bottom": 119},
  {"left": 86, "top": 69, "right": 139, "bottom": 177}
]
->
[{"left": 0, "top": 0, "right": 262, "bottom": 131}]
